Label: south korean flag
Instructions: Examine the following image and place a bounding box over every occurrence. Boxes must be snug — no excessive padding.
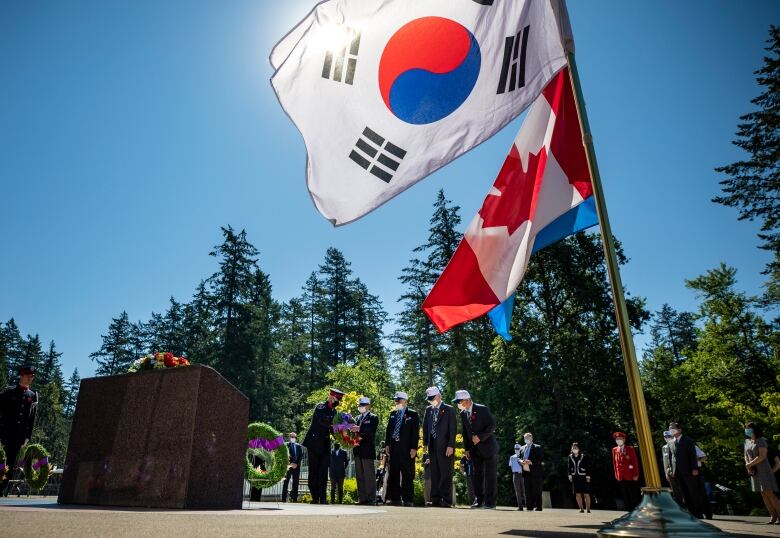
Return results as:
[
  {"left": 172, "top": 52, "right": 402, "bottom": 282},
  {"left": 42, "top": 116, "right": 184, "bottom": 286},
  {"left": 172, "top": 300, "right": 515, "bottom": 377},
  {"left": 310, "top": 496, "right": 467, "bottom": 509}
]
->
[{"left": 271, "top": 0, "right": 573, "bottom": 226}]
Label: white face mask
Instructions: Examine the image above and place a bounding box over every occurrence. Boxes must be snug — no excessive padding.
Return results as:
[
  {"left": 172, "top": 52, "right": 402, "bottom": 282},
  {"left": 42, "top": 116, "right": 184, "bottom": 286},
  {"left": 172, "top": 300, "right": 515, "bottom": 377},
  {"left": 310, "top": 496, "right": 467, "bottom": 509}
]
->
[
  {"left": 358, "top": 406, "right": 367, "bottom": 414},
  {"left": 514, "top": 449, "right": 521, "bottom": 455},
  {"left": 615, "top": 439, "right": 625, "bottom": 447},
  {"left": 395, "top": 403, "right": 406, "bottom": 411},
  {"left": 457, "top": 403, "right": 466, "bottom": 411},
  {"left": 572, "top": 449, "right": 579, "bottom": 455},
  {"left": 524, "top": 438, "right": 532, "bottom": 445},
  {"left": 669, "top": 428, "right": 680, "bottom": 437}
]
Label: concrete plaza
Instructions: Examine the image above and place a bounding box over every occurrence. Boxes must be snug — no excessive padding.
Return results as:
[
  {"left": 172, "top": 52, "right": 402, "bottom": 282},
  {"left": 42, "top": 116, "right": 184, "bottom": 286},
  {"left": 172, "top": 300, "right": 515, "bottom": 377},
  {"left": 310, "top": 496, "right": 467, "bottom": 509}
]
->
[{"left": 0, "top": 498, "right": 777, "bottom": 537}]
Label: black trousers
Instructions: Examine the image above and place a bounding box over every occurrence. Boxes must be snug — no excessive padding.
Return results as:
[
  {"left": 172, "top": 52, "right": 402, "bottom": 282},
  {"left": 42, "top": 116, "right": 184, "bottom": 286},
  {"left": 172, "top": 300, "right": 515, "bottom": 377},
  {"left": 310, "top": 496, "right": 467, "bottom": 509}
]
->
[
  {"left": 429, "top": 439, "right": 454, "bottom": 504},
  {"left": 282, "top": 466, "right": 300, "bottom": 502},
  {"left": 387, "top": 441, "right": 414, "bottom": 503},
  {"left": 523, "top": 470, "right": 543, "bottom": 509},
  {"left": 330, "top": 476, "right": 345, "bottom": 503},
  {"left": 678, "top": 474, "right": 706, "bottom": 518},
  {"left": 308, "top": 451, "right": 329, "bottom": 503},
  {"left": 0, "top": 441, "right": 22, "bottom": 496},
  {"left": 472, "top": 450, "right": 497, "bottom": 506},
  {"left": 618, "top": 480, "right": 640, "bottom": 511}
]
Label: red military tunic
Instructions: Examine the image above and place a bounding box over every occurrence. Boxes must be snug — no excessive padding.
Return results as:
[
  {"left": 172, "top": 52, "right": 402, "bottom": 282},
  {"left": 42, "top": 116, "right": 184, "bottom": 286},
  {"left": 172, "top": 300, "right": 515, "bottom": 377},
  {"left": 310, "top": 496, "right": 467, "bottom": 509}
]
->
[{"left": 612, "top": 444, "right": 639, "bottom": 481}]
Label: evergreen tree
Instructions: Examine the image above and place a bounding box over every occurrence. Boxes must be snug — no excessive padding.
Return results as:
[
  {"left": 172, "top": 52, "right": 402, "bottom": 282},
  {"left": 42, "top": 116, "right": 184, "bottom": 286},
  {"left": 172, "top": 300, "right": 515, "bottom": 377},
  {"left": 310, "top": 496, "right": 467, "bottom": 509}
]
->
[
  {"left": 90, "top": 311, "right": 136, "bottom": 375},
  {"left": 64, "top": 368, "right": 81, "bottom": 420},
  {"left": 20, "top": 334, "right": 43, "bottom": 373},
  {"left": 0, "top": 326, "right": 8, "bottom": 388},
  {"left": 38, "top": 340, "right": 64, "bottom": 388},
  {"left": 300, "top": 272, "right": 322, "bottom": 390},
  {"left": 714, "top": 26, "right": 780, "bottom": 303},
  {"left": 316, "top": 247, "right": 354, "bottom": 367},
  {"left": 31, "top": 382, "right": 68, "bottom": 465},
  {"left": 182, "top": 281, "right": 216, "bottom": 365},
  {"left": 2, "top": 319, "right": 24, "bottom": 379}
]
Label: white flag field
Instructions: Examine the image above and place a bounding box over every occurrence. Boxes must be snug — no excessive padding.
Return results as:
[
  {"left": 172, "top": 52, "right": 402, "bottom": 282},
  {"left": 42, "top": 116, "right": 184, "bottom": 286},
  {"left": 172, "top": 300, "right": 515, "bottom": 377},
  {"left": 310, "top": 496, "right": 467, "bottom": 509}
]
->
[{"left": 271, "top": 0, "right": 574, "bottom": 226}]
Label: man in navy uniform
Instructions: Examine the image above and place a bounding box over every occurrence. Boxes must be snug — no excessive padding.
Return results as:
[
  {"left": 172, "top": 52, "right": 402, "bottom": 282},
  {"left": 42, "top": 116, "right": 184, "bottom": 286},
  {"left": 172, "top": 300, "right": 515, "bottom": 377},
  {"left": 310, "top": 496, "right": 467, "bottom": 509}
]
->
[
  {"left": 282, "top": 432, "right": 303, "bottom": 502},
  {"left": 351, "top": 396, "right": 378, "bottom": 505},
  {"left": 0, "top": 365, "right": 38, "bottom": 497},
  {"left": 422, "top": 386, "right": 456, "bottom": 507},
  {"left": 303, "top": 388, "right": 343, "bottom": 504},
  {"left": 384, "top": 391, "right": 419, "bottom": 507},
  {"left": 453, "top": 389, "right": 498, "bottom": 509},
  {"left": 329, "top": 442, "right": 349, "bottom": 504}
]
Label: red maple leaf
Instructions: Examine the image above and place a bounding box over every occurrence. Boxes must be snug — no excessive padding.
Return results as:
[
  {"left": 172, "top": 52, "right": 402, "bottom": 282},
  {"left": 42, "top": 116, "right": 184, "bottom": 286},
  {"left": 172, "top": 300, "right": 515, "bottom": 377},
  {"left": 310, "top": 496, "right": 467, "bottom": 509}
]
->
[{"left": 478, "top": 146, "right": 547, "bottom": 235}]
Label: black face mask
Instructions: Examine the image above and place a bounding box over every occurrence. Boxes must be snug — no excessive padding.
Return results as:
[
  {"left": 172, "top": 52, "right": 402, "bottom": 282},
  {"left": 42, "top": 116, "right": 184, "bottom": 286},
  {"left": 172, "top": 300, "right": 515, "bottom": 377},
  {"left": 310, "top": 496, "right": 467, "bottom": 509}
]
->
[{"left": 332, "top": 400, "right": 340, "bottom": 407}]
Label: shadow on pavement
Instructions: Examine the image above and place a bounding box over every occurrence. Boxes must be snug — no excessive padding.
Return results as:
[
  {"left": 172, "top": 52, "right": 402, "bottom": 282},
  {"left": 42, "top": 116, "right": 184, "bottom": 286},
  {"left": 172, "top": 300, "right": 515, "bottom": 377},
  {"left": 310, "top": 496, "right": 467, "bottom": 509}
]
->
[{"left": 500, "top": 531, "right": 592, "bottom": 537}]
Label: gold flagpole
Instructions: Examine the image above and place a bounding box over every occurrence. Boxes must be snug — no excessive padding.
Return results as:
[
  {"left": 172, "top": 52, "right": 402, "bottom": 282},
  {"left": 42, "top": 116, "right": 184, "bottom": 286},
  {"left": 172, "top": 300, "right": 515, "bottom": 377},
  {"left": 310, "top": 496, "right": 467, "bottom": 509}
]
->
[{"left": 565, "top": 51, "right": 726, "bottom": 536}]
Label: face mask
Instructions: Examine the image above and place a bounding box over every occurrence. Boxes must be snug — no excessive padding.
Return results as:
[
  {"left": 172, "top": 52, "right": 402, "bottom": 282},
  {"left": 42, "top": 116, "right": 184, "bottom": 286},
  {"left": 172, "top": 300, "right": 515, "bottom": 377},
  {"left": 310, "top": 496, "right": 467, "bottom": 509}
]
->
[
  {"left": 358, "top": 406, "right": 367, "bottom": 414},
  {"left": 615, "top": 439, "right": 625, "bottom": 447},
  {"left": 395, "top": 403, "right": 405, "bottom": 411},
  {"left": 515, "top": 449, "right": 521, "bottom": 455},
  {"left": 290, "top": 438, "right": 296, "bottom": 444},
  {"left": 524, "top": 438, "right": 532, "bottom": 445},
  {"left": 332, "top": 400, "right": 340, "bottom": 408},
  {"left": 745, "top": 428, "right": 753, "bottom": 438},
  {"left": 572, "top": 449, "right": 579, "bottom": 455},
  {"left": 664, "top": 437, "right": 672, "bottom": 444},
  {"left": 669, "top": 428, "right": 680, "bottom": 436},
  {"left": 457, "top": 403, "right": 466, "bottom": 411}
]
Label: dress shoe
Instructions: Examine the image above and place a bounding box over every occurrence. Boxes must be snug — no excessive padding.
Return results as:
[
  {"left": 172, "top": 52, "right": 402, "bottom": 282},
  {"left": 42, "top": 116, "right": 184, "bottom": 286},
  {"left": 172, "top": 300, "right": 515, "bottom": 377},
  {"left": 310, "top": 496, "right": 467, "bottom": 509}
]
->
[
  {"left": 534, "top": 507, "right": 543, "bottom": 511},
  {"left": 403, "top": 501, "right": 415, "bottom": 507},
  {"left": 483, "top": 504, "right": 496, "bottom": 509},
  {"left": 517, "top": 507, "right": 524, "bottom": 511},
  {"left": 439, "top": 502, "right": 452, "bottom": 508},
  {"left": 471, "top": 502, "right": 483, "bottom": 509}
]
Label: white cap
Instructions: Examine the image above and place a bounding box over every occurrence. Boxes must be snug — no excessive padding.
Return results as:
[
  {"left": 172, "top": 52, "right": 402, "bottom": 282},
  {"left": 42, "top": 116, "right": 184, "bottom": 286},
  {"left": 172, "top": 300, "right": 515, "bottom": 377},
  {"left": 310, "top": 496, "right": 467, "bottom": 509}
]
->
[
  {"left": 394, "top": 391, "right": 409, "bottom": 401},
  {"left": 514, "top": 443, "right": 522, "bottom": 449},
  {"left": 452, "top": 389, "right": 471, "bottom": 402},
  {"left": 425, "top": 386, "right": 441, "bottom": 399},
  {"left": 358, "top": 396, "right": 371, "bottom": 405}
]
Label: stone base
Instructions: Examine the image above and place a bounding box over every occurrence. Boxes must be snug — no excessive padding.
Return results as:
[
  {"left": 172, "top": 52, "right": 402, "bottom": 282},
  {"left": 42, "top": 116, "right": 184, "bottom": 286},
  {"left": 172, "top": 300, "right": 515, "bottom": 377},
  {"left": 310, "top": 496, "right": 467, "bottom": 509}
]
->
[{"left": 58, "top": 365, "right": 249, "bottom": 509}]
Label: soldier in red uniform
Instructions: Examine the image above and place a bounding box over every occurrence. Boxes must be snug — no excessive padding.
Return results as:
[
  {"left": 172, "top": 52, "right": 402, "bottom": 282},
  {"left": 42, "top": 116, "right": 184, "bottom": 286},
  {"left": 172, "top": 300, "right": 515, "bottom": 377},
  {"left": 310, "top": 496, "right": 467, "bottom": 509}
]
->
[{"left": 611, "top": 431, "right": 640, "bottom": 511}]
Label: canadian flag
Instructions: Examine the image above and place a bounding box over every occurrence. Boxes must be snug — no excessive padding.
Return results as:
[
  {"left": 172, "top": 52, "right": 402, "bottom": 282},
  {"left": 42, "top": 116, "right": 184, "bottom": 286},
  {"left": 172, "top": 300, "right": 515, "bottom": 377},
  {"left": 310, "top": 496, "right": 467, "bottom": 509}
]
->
[{"left": 422, "top": 67, "right": 593, "bottom": 333}]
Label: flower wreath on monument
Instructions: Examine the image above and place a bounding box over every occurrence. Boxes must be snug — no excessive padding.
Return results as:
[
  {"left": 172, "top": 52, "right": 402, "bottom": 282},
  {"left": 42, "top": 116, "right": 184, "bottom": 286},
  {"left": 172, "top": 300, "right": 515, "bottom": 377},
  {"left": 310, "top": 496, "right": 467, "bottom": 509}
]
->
[
  {"left": 245, "top": 422, "right": 289, "bottom": 489},
  {"left": 128, "top": 352, "right": 190, "bottom": 372},
  {"left": 21, "top": 443, "right": 51, "bottom": 492}
]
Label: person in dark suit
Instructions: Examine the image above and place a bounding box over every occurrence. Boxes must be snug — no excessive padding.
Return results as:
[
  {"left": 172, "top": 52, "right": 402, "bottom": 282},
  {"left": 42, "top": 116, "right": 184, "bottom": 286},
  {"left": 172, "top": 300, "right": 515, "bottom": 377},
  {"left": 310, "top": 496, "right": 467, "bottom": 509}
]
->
[
  {"left": 454, "top": 390, "right": 498, "bottom": 509},
  {"left": 668, "top": 421, "right": 707, "bottom": 519},
  {"left": 351, "top": 396, "right": 378, "bottom": 505},
  {"left": 423, "top": 386, "right": 457, "bottom": 507},
  {"left": 303, "top": 388, "right": 343, "bottom": 504},
  {"left": 384, "top": 391, "right": 419, "bottom": 507},
  {"left": 0, "top": 365, "right": 38, "bottom": 497},
  {"left": 329, "top": 442, "right": 349, "bottom": 504},
  {"left": 282, "top": 432, "right": 303, "bottom": 502},
  {"left": 519, "top": 432, "right": 544, "bottom": 510}
]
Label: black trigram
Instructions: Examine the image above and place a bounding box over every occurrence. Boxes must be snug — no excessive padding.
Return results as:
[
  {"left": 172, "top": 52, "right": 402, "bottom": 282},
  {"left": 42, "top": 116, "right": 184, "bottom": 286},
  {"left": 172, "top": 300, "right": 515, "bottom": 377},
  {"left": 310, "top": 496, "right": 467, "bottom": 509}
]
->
[
  {"left": 497, "top": 25, "right": 530, "bottom": 94},
  {"left": 472, "top": 0, "right": 494, "bottom": 4},
  {"left": 322, "top": 30, "right": 361, "bottom": 85},
  {"left": 349, "top": 127, "right": 407, "bottom": 183}
]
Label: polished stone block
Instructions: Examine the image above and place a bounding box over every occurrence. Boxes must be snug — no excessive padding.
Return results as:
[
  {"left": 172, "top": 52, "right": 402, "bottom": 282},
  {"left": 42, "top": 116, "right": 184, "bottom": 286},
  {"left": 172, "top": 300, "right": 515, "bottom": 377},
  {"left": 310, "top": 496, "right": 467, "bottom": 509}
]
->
[{"left": 58, "top": 365, "right": 249, "bottom": 509}]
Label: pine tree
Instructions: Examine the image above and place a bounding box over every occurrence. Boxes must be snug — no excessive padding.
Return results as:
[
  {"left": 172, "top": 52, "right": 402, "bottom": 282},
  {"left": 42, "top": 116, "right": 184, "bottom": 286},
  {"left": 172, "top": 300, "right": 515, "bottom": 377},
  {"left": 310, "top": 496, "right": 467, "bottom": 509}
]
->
[
  {"left": 714, "top": 26, "right": 780, "bottom": 303},
  {"left": 208, "top": 226, "right": 260, "bottom": 385},
  {"left": 0, "top": 326, "right": 8, "bottom": 388},
  {"left": 182, "top": 281, "right": 216, "bottom": 365},
  {"left": 20, "top": 334, "right": 44, "bottom": 372},
  {"left": 64, "top": 368, "right": 81, "bottom": 420},
  {"left": 300, "top": 272, "right": 322, "bottom": 390},
  {"left": 647, "top": 304, "right": 697, "bottom": 362},
  {"left": 90, "top": 311, "right": 136, "bottom": 375},
  {"left": 2, "top": 319, "right": 23, "bottom": 380},
  {"left": 316, "top": 248, "right": 353, "bottom": 367},
  {"left": 31, "top": 382, "right": 68, "bottom": 465},
  {"left": 39, "top": 340, "right": 65, "bottom": 403}
]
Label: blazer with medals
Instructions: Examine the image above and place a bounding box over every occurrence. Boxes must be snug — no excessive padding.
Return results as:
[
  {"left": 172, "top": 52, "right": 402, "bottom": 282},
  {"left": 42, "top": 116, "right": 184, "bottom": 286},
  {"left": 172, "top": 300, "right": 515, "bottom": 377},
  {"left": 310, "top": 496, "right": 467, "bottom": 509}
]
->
[
  {"left": 422, "top": 403, "right": 457, "bottom": 455},
  {"left": 0, "top": 384, "right": 38, "bottom": 445},
  {"left": 459, "top": 403, "right": 498, "bottom": 458},
  {"left": 384, "top": 407, "right": 420, "bottom": 450},
  {"left": 612, "top": 444, "right": 639, "bottom": 481},
  {"left": 353, "top": 411, "right": 378, "bottom": 459},
  {"left": 303, "top": 401, "right": 337, "bottom": 454}
]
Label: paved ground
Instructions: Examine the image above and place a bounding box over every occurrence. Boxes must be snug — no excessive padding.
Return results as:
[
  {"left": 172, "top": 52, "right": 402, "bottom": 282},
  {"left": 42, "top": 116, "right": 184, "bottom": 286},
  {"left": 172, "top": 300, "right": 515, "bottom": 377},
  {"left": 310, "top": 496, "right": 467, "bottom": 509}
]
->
[{"left": 0, "top": 498, "right": 778, "bottom": 537}]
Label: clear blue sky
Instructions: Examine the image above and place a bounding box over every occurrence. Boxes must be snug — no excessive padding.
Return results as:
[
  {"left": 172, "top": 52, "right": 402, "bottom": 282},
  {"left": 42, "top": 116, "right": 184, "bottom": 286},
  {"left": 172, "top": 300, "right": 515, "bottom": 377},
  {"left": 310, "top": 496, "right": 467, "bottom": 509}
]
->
[{"left": 1, "top": 1, "right": 777, "bottom": 379}]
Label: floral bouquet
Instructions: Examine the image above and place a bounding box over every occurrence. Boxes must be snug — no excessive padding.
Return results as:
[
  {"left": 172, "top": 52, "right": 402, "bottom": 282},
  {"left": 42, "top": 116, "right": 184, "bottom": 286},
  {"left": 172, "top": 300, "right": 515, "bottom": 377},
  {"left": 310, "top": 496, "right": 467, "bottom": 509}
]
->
[
  {"left": 332, "top": 410, "right": 362, "bottom": 449},
  {"left": 129, "top": 352, "right": 190, "bottom": 373}
]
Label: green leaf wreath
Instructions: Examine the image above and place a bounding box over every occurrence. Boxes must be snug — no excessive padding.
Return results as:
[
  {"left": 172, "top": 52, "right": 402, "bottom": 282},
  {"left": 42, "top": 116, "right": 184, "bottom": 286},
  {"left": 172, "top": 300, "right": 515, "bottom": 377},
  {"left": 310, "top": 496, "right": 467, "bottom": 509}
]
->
[
  {"left": 21, "top": 443, "right": 51, "bottom": 492},
  {"left": 245, "top": 422, "right": 289, "bottom": 489}
]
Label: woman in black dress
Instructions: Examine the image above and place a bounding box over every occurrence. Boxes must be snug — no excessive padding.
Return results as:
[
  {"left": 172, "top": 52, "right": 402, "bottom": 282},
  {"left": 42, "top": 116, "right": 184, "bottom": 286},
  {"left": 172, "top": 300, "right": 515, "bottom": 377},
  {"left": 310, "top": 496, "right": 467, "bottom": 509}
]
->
[{"left": 568, "top": 442, "right": 592, "bottom": 513}]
